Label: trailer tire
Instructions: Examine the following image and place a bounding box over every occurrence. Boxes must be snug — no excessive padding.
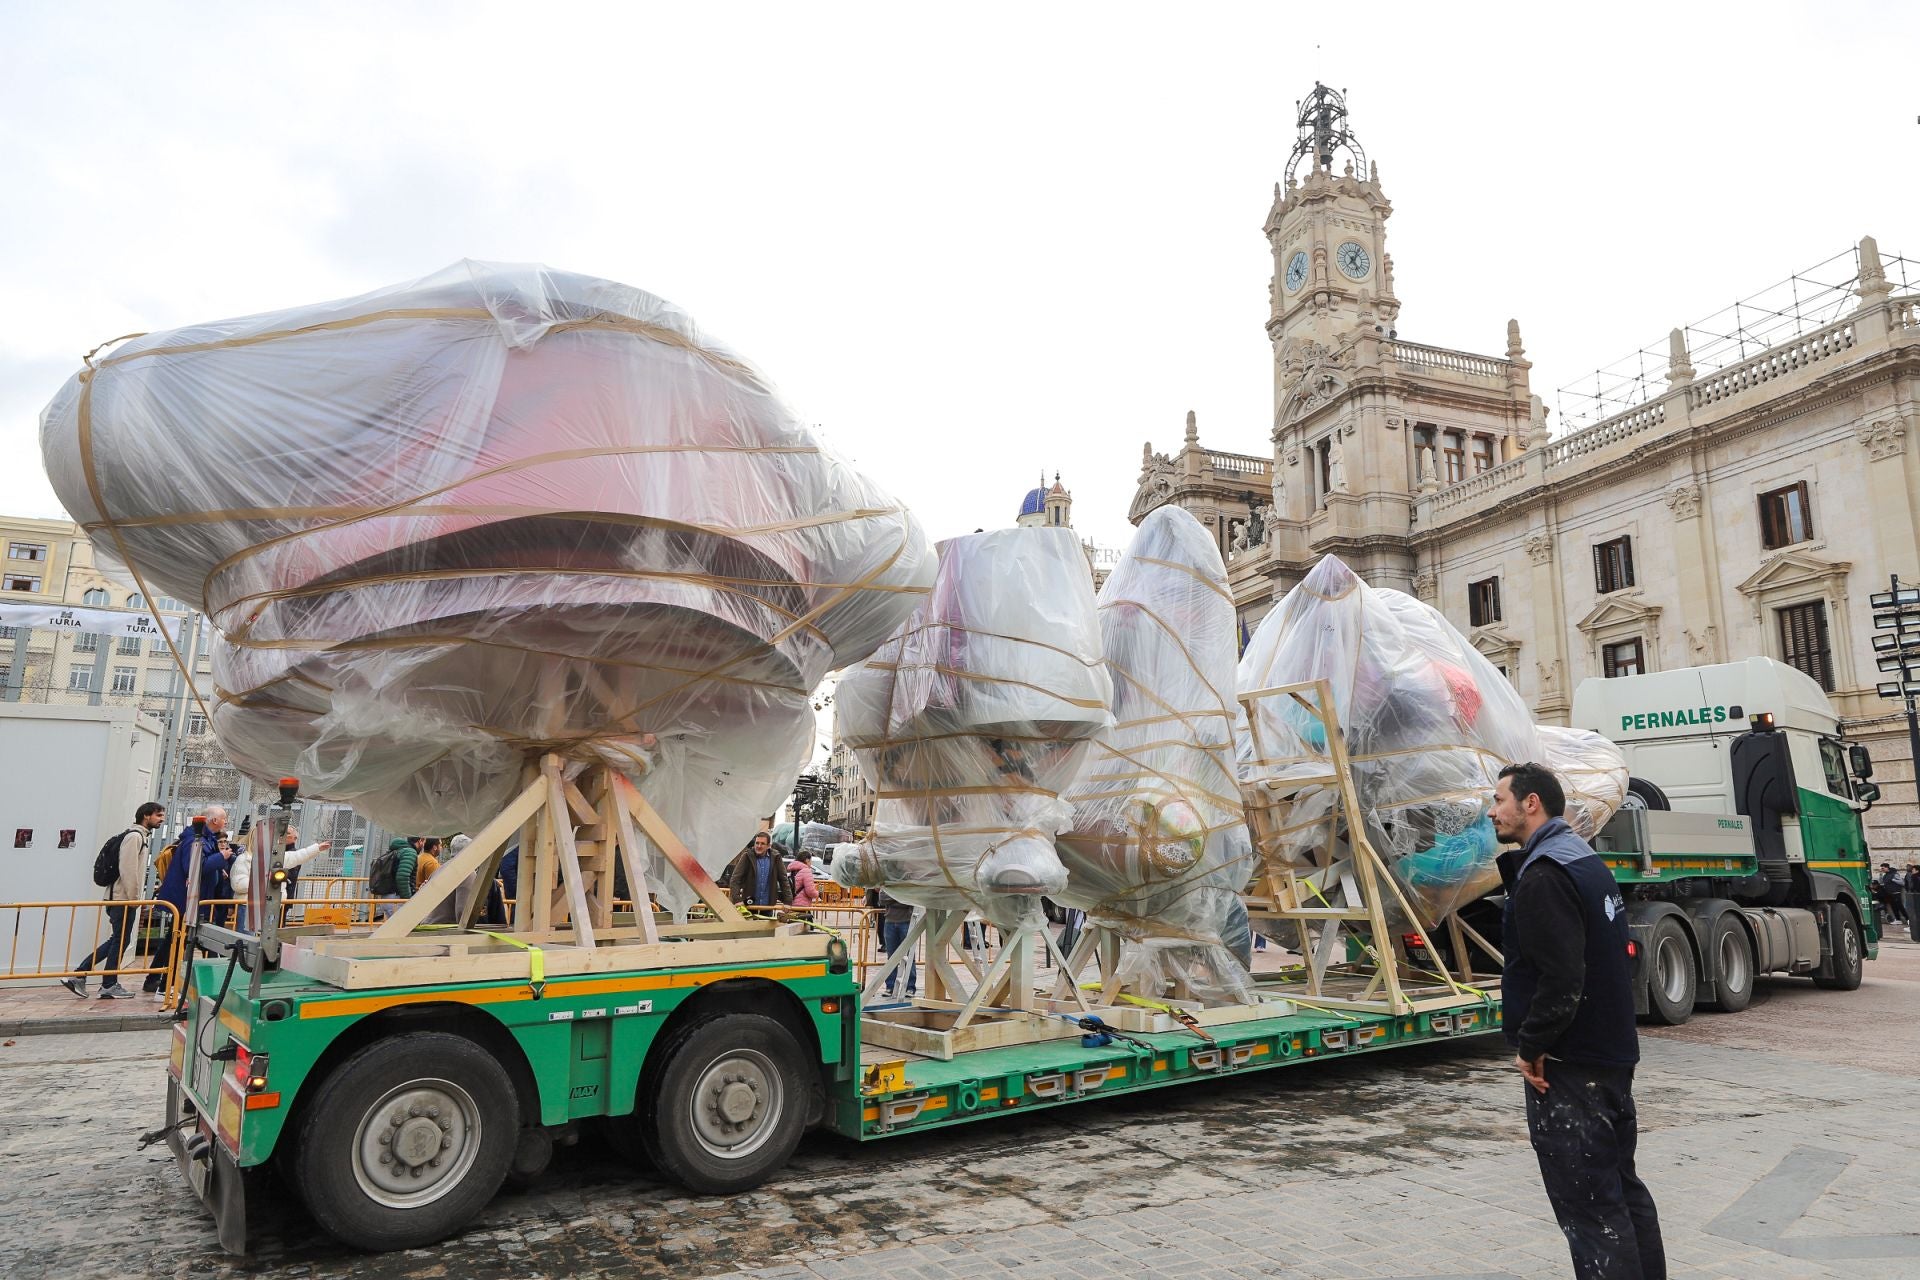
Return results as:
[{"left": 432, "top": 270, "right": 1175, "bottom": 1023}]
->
[
  {"left": 1705, "top": 915, "right": 1753, "bottom": 1013},
  {"left": 1623, "top": 777, "right": 1672, "bottom": 811},
  {"left": 639, "top": 1012, "right": 808, "bottom": 1195},
  {"left": 1813, "top": 908, "right": 1864, "bottom": 991},
  {"left": 1645, "top": 916, "right": 1696, "bottom": 1025},
  {"left": 293, "top": 1030, "right": 517, "bottom": 1252}
]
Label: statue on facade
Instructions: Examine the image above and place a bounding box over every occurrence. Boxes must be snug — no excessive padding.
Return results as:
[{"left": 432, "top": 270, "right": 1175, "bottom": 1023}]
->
[
  {"left": 1328, "top": 435, "right": 1348, "bottom": 494},
  {"left": 1246, "top": 504, "right": 1268, "bottom": 548}
]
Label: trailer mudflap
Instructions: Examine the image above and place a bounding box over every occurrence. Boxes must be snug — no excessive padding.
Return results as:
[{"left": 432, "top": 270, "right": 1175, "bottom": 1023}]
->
[{"left": 165, "top": 1076, "right": 258, "bottom": 1254}]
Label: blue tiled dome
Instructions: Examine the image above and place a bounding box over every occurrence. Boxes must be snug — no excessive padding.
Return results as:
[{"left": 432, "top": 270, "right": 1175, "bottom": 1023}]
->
[{"left": 1018, "top": 486, "right": 1047, "bottom": 517}]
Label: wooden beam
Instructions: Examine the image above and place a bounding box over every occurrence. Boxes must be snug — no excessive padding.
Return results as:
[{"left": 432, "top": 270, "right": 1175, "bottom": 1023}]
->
[
  {"left": 544, "top": 757, "right": 597, "bottom": 947},
  {"left": 604, "top": 777, "right": 659, "bottom": 943},
  {"left": 613, "top": 773, "right": 739, "bottom": 921},
  {"left": 370, "top": 776, "right": 546, "bottom": 940}
]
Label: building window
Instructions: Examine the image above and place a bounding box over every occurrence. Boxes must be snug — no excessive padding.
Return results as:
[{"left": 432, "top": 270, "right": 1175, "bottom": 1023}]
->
[
  {"left": 82, "top": 587, "right": 109, "bottom": 605},
  {"left": 1316, "top": 439, "right": 1332, "bottom": 506},
  {"left": 188, "top": 712, "right": 208, "bottom": 736},
  {"left": 1758, "top": 482, "right": 1813, "bottom": 550},
  {"left": 1593, "top": 536, "right": 1635, "bottom": 594},
  {"left": 126, "top": 593, "right": 143, "bottom": 608},
  {"left": 7, "top": 542, "right": 47, "bottom": 562},
  {"left": 5, "top": 574, "right": 43, "bottom": 593},
  {"left": 74, "top": 632, "right": 99, "bottom": 653},
  {"left": 116, "top": 635, "right": 141, "bottom": 655},
  {"left": 1443, "top": 431, "right": 1466, "bottom": 484},
  {"left": 111, "top": 666, "right": 136, "bottom": 694},
  {"left": 145, "top": 669, "right": 177, "bottom": 696},
  {"left": 0, "top": 625, "right": 13, "bottom": 639},
  {"left": 151, "top": 635, "right": 171, "bottom": 655},
  {"left": 1776, "top": 600, "right": 1834, "bottom": 692},
  {"left": 1602, "top": 638, "right": 1645, "bottom": 678},
  {"left": 67, "top": 666, "right": 94, "bottom": 691},
  {"left": 1472, "top": 436, "right": 1495, "bottom": 475},
  {"left": 153, "top": 595, "right": 185, "bottom": 612},
  {"left": 0, "top": 665, "right": 9, "bottom": 692},
  {"left": 1468, "top": 577, "right": 1502, "bottom": 627}
]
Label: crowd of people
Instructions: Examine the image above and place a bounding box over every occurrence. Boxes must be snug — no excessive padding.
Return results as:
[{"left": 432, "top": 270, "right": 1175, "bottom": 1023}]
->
[{"left": 1873, "top": 862, "right": 1920, "bottom": 925}]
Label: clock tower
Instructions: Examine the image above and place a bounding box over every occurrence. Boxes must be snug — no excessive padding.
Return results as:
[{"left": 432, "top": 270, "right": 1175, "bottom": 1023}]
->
[{"left": 1265, "top": 83, "right": 1398, "bottom": 380}]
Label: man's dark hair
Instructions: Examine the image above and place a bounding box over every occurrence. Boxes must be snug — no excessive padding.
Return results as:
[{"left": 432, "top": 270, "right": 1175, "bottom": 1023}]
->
[
  {"left": 135, "top": 801, "right": 164, "bottom": 822},
  {"left": 422, "top": 837, "right": 443, "bottom": 854},
  {"left": 1498, "top": 761, "right": 1566, "bottom": 818}
]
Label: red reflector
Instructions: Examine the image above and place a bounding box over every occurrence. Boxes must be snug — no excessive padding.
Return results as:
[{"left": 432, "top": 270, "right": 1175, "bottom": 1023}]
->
[
  {"left": 244, "top": 1091, "right": 282, "bottom": 1111},
  {"left": 1403, "top": 934, "right": 1426, "bottom": 947},
  {"left": 1625, "top": 940, "right": 1638, "bottom": 958}
]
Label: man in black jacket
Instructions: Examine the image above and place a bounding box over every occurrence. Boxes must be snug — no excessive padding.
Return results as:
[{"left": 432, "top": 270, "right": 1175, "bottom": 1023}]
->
[{"left": 1492, "top": 761, "right": 1665, "bottom": 1280}]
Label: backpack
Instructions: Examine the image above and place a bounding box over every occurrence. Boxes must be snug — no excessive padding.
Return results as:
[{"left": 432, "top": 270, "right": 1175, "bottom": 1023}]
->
[
  {"left": 93, "top": 828, "right": 137, "bottom": 889},
  {"left": 368, "top": 848, "right": 402, "bottom": 896}
]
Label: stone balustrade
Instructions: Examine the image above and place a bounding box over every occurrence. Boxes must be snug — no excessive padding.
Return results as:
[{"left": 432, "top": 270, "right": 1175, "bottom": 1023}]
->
[
  {"left": 1686, "top": 318, "right": 1855, "bottom": 408},
  {"left": 1386, "top": 340, "right": 1510, "bottom": 380},
  {"left": 1894, "top": 296, "right": 1918, "bottom": 332},
  {"left": 1429, "top": 454, "right": 1532, "bottom": 515},
  {"left": 1544, "top": 399, "right": 1668, "bottom": 469},
  {"left": 1204, "top": 449, "right": 1271, "bottom": 477}
]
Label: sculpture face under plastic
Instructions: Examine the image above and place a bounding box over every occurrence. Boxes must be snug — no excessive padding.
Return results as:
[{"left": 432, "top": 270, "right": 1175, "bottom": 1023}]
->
[
  {"left": 39, "top": 261, "right": 935, "bottom": 913},
  {"left": 1055, "top": 506, "right": 1256, "bottom": 1003},
  {"left": 830, "top": 527, "right": 1111, "bottom": 927},
  {"left": 1238, "top": 554, "right": 1541, "bottom": 924}
]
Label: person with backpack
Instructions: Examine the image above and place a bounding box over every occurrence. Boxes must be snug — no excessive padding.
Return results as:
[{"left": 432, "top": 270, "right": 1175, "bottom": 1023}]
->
[
  {"left": 147, "top": 807, "right": 225, "bottom": 1000},
  {"left": 368, "top": 836, "right": 413, "bottom": 897},
  {"left": 64, "top": 802, "right": 166, "bottom": 1000}
]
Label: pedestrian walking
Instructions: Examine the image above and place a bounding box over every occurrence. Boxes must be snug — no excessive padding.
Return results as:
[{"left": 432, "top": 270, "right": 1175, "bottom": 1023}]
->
[
  {"left": 867, "top": 887, "right": 916, "bottom": 998},
  {"left": 395, "top": 836, "right": 442, "bottom": 899},
  {"left": 725, "top": 832, "right": 794, "bottom": 908},
  {"left": 64, "top": 801, "right": 165, "bottom": 1000},
  {"left": 146, "top": 810, "right": 223, "bottom": 999},
  {"left": 787, "top": 849, "right": 819, "bottom": 918},
  {"left": 1492, "top": 761, "right": 1665, "bottom": 1280}
]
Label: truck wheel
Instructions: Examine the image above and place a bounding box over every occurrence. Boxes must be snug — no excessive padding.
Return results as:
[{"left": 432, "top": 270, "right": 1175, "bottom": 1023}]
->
[
  {"left": 1645, "top": 916, "right": 1696, "bottom": 1025},
  {"left": 1706, "top": 915, "right": 1753, "bottom": 1013},
  {"left": 293, "top": 1031, "right": 517, "bottom": 1252},
  {"left": 1622, "top": 777, "right": 1671, "bottom": 811},
  {"left": 1813, "top": 908, "right": 1864, "bottom": 991},
  {"left": 640, "top": 1012, "right": 808, "bottom": 1195}
]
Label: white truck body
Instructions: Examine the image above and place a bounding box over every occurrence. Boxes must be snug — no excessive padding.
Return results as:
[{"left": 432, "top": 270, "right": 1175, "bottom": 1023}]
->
[{"left": 1569, "top": 656, "right": 1844, "bottom": 813}]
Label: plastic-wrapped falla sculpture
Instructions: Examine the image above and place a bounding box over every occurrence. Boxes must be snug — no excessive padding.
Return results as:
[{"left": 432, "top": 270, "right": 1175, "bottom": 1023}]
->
[
  {"left": 1238, "top": 555, "right": 1540, "bottom": 924},
  {"left": 830, "top": 528, "right": 1111, "bottom": 928},
  {"left": 1055, "top": 506, "right": 1256, "bottom": 1004},
  {"left": 39, "top": 261, "right": 935, "bottom": 914},
  {"left": 1538, "top": 725, "right": 1630, "bottom": 840}
]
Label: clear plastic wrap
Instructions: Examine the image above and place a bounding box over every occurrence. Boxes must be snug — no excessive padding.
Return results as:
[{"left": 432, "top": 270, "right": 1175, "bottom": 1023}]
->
[
  {"left": 39, "top": 260, "right": 935, "bottom": 915},
  {"left": 1238, "top": 554, "right": 1540, "bottom": 923},
  {"left": 829, "top": 528, "right": 1111, "bottom": 928},
  {"left": 1055, "top": 507, "right": 1256, "bottom": 1003},
  {"left": 1538, "top": 724, "right": 1630, "bottom": 840}
]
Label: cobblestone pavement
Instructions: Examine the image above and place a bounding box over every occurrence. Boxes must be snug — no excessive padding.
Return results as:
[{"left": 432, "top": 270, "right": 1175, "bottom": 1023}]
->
[{"left": 5, "top": 942, "right": 1918, "bottom": 1279}]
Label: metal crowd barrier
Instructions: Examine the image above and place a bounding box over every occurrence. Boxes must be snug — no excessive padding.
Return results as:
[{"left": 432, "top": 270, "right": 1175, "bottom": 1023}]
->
[{"left": 0, "top": 899, "right": 186, "bottom": 1004}]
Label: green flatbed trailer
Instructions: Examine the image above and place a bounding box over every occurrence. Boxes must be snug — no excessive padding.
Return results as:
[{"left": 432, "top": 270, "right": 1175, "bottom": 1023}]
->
[{"left": 162, "top": 939, "right": 1502, "bottom": 1254}]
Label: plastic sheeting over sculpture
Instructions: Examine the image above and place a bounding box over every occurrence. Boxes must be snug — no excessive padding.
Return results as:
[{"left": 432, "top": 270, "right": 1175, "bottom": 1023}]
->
[
  {"left": 1238, "top": 555, "right": 1540, "bottom": 924},
  {"left": 40, "top": 261, "right": 934, "bottom": 914},
  {"left": 829, "top": 528, "right": 1111, "bottom": 927},
  {"left": 1538, "top": 725, "right": 1630, "bottom": 840},
  {"left": 1055, "top": 507, "right": 1256, "bottom": 1004}
]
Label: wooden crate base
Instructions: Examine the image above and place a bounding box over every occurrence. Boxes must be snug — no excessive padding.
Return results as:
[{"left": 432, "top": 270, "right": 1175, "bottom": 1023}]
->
[
  {"left": 1249, "top": 968, "right": 1501, "bottom": 1015},
  {"left": 859, "top": 1002, "right": 1085, "bottom": 1061},
  {"left": 281, "top": 924, "right": 829, "bottom": 990}
]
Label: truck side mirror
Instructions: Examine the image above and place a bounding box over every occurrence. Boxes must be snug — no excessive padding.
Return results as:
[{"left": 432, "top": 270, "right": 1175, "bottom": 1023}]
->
[
  {"left": 1855, "top": 781, "right": 1881, "bottom": 807},
  {"left": 1849, "top": 744, "right": 1873, "bottom": 778}
]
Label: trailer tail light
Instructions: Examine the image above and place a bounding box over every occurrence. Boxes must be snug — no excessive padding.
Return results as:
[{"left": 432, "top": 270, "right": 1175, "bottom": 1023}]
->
[
  {"left": 1625, "top": 940, "right": 1639, "bottom": 960},
  {"left": 168, "top": 1020, "right": 187, "bottom": 1080}
]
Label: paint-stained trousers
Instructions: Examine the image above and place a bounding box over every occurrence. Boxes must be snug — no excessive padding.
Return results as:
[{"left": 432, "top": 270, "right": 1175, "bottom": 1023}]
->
[{"left": 1525, "top": 1060, "right": 1666, "bottom": 1280}]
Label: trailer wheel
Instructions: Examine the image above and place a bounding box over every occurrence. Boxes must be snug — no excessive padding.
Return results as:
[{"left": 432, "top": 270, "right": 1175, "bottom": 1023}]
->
[
  {"left": 293, "top": 1031, "right": 517, "bottom": 1252},
  {"left": 1645, "top": 916, "right": 1696, "bottom": 1025},
  {"left": 640, "top": 1012, "right": 808, "bottom": 1194},
  {"left": 1813, "top": 908, "right": 1864, "bottom": 991},
  {"left": 1706, "top": 915, "right": 1753, "bottom": 1013}
]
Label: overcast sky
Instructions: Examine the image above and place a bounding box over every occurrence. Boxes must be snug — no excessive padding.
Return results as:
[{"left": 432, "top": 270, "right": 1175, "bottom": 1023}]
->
[{"left": 2, "top": 1, "right": 1916, "bottom": 560}]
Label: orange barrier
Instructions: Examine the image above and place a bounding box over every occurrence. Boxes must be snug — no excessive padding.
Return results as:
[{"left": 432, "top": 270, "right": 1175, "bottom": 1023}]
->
[{"left": 0, "top": 899, "right": 185, "bottom": 1003}]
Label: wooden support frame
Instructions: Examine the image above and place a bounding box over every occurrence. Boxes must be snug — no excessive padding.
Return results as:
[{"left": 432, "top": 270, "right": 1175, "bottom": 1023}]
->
[{"left": 1238, "top": 678, "right": 1498, "bottom": 1016}]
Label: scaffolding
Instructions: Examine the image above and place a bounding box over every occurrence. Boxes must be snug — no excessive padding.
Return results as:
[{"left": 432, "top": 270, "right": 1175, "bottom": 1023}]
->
[{"left": 1555, "top": 244, "right": 1919, "bottom": 432}]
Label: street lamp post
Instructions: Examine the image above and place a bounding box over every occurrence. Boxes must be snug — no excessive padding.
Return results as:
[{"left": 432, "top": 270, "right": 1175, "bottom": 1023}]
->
[{"left": 1870, "top": 575, "right": 1920, "bottom": 794}]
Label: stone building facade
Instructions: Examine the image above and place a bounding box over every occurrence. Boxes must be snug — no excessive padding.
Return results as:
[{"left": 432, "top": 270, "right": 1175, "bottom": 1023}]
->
[{"left": 1130, "top": 85, "right": 1920, "bottom": 859}]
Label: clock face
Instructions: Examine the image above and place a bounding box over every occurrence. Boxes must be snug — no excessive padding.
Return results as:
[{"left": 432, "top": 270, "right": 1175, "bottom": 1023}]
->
[
  {"left": 1284, "top": 250, "right": 1309, "bottom": 292},
  {"left": 1336, "top": 241, "right": 1371, "bottom": 279}
]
